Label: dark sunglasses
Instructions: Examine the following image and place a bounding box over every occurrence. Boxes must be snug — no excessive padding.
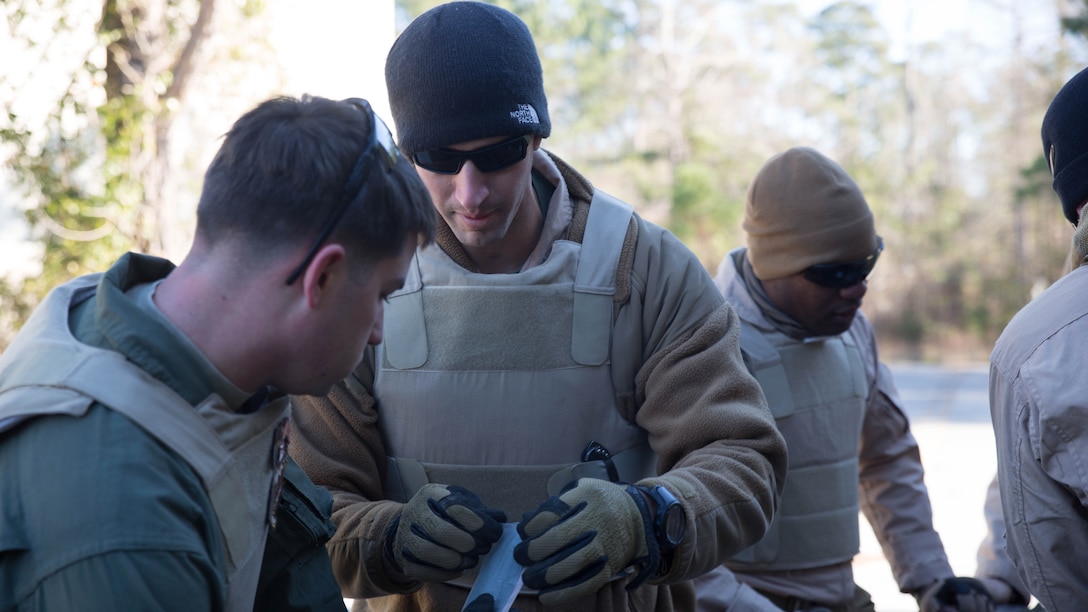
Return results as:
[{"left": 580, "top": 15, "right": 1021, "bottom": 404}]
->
[
  {"left": 285, "top": 98, "right": 399, "bottom": 286},
  {"left": 802, "top": 237, "right": 884, "bottom": 289},
  {"left": 412, "top": 134, "right": 531, "bottom": 175}
]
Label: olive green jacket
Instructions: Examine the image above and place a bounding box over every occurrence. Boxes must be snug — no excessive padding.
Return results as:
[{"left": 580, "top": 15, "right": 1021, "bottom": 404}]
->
[{"left": 0, "top": 253, "right": 345, "bottom": 612}]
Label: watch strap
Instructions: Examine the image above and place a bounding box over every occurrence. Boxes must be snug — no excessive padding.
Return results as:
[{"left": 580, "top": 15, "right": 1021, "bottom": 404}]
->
[{"left": 623, "top": 484, "right": 662, "bottom": 590}]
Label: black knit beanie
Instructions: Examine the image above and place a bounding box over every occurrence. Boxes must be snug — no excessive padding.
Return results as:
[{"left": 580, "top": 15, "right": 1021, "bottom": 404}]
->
[
  {"left": 1042, "top": 65, "right": 1088, "bottom": 225},
  {"left": 385, "top": 1, "right": 551, "bottom": 159}
]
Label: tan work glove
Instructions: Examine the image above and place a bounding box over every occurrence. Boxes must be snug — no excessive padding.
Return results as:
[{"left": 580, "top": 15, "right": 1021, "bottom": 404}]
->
[
  {"left": 514, "top": 478, "right": 659, "bottom": 605},
  {"left": 384, "top": 484, "right": 506, "bottom": 583}
]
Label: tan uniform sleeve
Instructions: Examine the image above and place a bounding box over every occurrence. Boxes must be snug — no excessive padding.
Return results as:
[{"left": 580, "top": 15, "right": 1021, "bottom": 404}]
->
[
  {"left": 618, "top": 219, "right": 789, "bottom": 583},
  {"left": 855, "top": 329, "right": 953, "bottom": 593}
]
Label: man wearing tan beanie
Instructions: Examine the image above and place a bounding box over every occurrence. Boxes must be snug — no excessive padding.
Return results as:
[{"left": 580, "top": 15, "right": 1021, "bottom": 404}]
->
[{"left": 696, "top": 147, "right": 995, "bottom": 611}]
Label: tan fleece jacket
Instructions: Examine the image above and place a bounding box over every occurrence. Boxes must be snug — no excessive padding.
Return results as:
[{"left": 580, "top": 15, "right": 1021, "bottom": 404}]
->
[{"left": 289, "top": 151, "right": 787, "bottom": 612}]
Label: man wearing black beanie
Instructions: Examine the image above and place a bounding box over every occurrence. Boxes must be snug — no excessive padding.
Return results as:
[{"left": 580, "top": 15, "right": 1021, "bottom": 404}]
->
[
  {"left": 989, "top": 65, "right": 1088, "bottom": 612},
  {"left": 290, "top": 2, "right": 789, "bottom": 611},
  {"left": 1042, "top": 64, "right": 1088, "bottom": 227}
]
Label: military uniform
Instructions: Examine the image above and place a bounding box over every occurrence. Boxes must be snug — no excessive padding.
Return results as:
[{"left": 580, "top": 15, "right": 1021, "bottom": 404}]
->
[{"left": 0, "top": 254, "right": 344, "bottom": 612}]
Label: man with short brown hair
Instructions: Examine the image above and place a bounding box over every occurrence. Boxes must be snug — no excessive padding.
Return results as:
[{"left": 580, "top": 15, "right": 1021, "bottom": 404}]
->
[{"left": 0, "top": 95, "right": 435, "bottom": 611}]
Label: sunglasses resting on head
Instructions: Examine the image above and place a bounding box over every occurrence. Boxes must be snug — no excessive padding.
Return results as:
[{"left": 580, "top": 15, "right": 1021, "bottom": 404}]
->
[
  {"left": 413, "top": 135, "right": 532, "bottom": 175},
  {"left": 285, "top": 98, "right": 399, "bottom": 286},
  {"left": 802, "top": 237, "right": 884, "bottom": 289}
]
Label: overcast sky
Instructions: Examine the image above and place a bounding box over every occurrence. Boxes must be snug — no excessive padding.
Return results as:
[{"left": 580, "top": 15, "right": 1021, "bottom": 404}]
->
[{"left": 799, "top": 0, "right": 1065, "bottom": 62}]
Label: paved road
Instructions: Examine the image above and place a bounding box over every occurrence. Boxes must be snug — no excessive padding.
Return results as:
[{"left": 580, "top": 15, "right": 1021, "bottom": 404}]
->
[{"left": 855, "top": 361, "right": 997, "bottom": 611}]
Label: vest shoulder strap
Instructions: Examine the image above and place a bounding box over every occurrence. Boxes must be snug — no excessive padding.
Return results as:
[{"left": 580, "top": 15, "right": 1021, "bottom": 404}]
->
[
  {"left": 572, "top": 189, "right": 633, "bottom": 367},
  {"left": 737, "top": 320, "right": 795, "bottom": 418},
  {"left": 0, "top": 292, "right": 253, "bottom": 570}
]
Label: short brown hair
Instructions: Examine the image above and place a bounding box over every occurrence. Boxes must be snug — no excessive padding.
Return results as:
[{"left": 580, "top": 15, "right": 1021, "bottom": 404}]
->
[{"left": 196, "top": 95, "right": 435, "bottom": 263}]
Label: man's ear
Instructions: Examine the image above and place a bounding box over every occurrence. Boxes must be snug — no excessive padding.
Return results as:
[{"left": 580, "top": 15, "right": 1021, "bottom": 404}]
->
[{"left": 299, "top": 244, "right": 348, "bottom": 309}]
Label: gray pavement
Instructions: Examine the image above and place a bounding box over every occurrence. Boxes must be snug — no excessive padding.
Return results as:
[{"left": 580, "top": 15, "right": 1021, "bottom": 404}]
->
[{"left": 856, "top": 361, "right": 997, "bottom": 611}]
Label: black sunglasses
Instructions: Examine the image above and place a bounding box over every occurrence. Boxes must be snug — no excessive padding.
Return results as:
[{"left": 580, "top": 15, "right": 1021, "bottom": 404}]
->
[
  {"left": 285, "top": 98, "right": 399, "bottom": 286},
  {"left": 802, "top": 237, "right": 884, "bottom": 289},
  {"left": 412, "top": 134, "right": 531, "bottom": 175}
]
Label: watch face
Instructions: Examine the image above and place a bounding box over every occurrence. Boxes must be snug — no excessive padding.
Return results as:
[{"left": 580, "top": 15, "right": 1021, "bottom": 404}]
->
[
  {"left": 663, "top": 505, "right": 685, "bottom": 545},
  {"left": 652, "top": 485, "right": 686, "bottom": 548}
]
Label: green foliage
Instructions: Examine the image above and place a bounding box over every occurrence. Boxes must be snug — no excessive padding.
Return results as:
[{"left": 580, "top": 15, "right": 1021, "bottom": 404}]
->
[
  {"left": 95, "top": 91, "right": 150, "bottom": 247},
  {"left": 2, "top": 90, "right": 134, "bottom": 316},
  {"left": 395, "top": 0, "right": 634, "bottom": 138},
  {"left": 670, "top": 160, "right": 743, "bottom": 269},
  {"left": 387, "top": 0, "right": 1086, "bottom": 361},
  {"left": 2, "top": 5, "right": 143, "bottom": 286},
  {"left": 242, "top": 0, "right": 264, "bottom": 18},
  {"left": 1017, "top": 154, "right": 1052, "bottom": 201},
  {"left": 807, "top": 2, "right": 897, "bottom": 159},
  {"left": 810, "top": 1, "right": 888, "bottom": 88},
  {"left": 0, "top": 0, "right": 227, "bottom": 348},
  {"left": 1061, "top": 0, "right": 1088, "bottom": 36},
  {"left": 2, "top": 1, "right": 1084, "bottom": 359}
]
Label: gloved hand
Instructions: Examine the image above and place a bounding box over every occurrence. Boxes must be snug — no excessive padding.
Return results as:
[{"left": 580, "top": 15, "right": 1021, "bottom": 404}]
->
[
  {"left": 917, "top": 577, "right": 996, "bottom": 612},
  {"left": 385, "top": 484, "right": 506, "bottom": 583},
  {"left": 976, "top": 577, "right": 1016, "bottom": 604},
  {"left": 514, "top": 478, "right": 659, "bottom": 605},
  {"left": 977, "top": 576, "right": 1038, "bottom": 611}
]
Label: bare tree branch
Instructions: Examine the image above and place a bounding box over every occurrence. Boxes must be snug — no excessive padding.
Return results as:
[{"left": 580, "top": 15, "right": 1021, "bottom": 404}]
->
[
  {"left": 40, "top": 214, "right": 116, "bottom": 242},
  {"left": 166, "top": 0, "right": 216, "bottom": 104}
]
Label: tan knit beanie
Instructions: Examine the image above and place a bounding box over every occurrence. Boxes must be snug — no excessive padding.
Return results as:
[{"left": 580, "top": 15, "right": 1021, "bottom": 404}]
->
[{"left": 743, "top": 146, "right": 878, "bottom": 280}]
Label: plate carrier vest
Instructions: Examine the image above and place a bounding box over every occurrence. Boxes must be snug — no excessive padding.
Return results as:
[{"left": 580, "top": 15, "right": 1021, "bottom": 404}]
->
[
  {"left": 0, "top": 277, "right": 289, "bottom": 611},
  {"left": 376, "top": 191, "right": 657, "bottom": 522},
  {"left": 726, "top": 321, "right": 867, "bottom": 571}
]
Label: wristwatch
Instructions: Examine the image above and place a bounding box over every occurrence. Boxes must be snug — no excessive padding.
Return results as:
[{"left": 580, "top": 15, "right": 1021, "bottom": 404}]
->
[{"left": 647, "top": 485, "right": 686, "bottom": 576}]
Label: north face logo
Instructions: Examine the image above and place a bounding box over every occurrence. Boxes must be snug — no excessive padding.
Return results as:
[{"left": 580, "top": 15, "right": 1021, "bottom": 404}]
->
[{"left": 510, "top": 104, "right": 540, "bottom": 125}]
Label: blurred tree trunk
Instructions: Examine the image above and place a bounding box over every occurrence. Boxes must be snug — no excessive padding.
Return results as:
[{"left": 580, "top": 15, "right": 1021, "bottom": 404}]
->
[
  {"left": 100, "top": 0, "right": 216, "bottom": 254},
  {"left": 0, "top": 0, "right": 219, "bottom": 345}
]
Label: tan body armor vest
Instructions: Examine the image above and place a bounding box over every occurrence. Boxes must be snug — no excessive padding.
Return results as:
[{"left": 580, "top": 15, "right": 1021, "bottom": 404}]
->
[
  {"left": 376, "top": 192, "right": 655, "bottom": 521},
  {"left": 0, "top": 277, "right": 288, "bottom": 611},
  {"left": 726, "top": 321, "right": 867, "bottom": 571}
]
